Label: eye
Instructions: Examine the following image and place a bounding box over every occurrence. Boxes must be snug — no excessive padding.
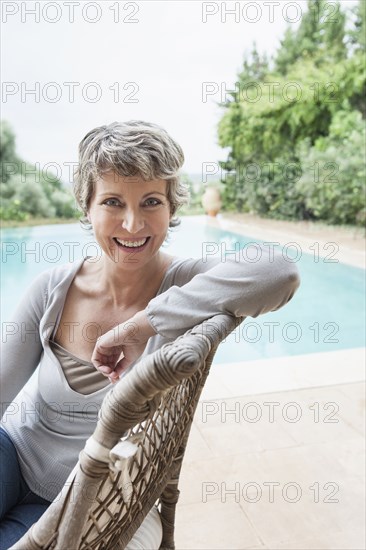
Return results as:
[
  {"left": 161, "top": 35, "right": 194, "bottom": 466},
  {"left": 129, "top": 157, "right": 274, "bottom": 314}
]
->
[
  {"left": 103, "top": 198, "right": 121, "bottom": 207},
  {"left": 144, "top": 198, "right": 162, "bottom": 207}
]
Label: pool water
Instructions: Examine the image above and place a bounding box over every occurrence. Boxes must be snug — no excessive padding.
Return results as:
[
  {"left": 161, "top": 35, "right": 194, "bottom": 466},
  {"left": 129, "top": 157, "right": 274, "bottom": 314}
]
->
[{"left": 1, "top": 217, "right": 365, "bottom": 363}]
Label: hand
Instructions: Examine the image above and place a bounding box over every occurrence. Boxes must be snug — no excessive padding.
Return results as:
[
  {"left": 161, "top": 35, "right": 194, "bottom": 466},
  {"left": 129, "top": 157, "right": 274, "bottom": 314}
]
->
[{"left": 91, "top": 310, "right": 157, "bottom": 383}]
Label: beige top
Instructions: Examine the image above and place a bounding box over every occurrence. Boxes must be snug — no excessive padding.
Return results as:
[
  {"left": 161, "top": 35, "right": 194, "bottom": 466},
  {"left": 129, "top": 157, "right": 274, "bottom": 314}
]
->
[{"left": 50, "top": 341, "right": 109, "bottom": 395}]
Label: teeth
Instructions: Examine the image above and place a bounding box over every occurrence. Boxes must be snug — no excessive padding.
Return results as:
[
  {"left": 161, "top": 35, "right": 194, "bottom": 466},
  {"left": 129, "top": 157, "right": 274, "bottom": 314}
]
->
[{"left": 115, "top": 237, "right": 148, "bottom": 248}]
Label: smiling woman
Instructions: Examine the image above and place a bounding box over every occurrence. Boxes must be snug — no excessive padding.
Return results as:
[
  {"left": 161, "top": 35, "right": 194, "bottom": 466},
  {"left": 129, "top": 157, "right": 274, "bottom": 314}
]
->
[
  {"left": 0, "top": 121, "right": 300, "bottom": 549},
  {"left": 88, "top": 173, "right": 171, "bottom": 264},
  {"left": 73, "top": 120, "right": 189, "bottom": 231}
]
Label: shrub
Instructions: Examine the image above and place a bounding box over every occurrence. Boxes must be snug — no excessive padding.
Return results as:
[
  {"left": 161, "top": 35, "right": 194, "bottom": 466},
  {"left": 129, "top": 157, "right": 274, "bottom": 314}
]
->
[{"left": 296, "top": 111, "right": 366, "bottom": 225}]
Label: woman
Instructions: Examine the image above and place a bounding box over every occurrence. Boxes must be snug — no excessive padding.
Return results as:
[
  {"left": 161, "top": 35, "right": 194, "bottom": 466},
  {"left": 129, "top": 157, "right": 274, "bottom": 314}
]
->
[{"left": 0, "top": 121, "right": 300, "bottom": 549}]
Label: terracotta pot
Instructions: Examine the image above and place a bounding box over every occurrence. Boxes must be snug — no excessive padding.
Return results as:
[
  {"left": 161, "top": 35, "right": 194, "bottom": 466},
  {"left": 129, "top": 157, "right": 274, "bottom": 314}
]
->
[{"left": 201, "top": 187, "right": 222, "bottom": 217}]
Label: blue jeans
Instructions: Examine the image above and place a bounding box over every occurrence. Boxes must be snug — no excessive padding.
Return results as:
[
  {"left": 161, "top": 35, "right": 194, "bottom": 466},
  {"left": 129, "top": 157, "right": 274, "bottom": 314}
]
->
[{"left": 0, "top": 428, "right": 51, "bottom": 550}]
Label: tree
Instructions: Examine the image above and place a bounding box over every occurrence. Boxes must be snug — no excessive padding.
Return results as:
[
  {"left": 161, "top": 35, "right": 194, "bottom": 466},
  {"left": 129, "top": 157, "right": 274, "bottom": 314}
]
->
[
  {"left": 349, "top": 0, "right": 366, "bottom": 52},
  {"left": 0, "top": 121, "right": 20, "bottom": 183},
  {"left": 321, "top": 1, "right": 347, "bottom": 62},
  {"left": 0, "top": 121, "right": 76, "bottom": 221},
  {"left": 296, "top": 110, "right": 366, "bottom": 225},
  {"left": 275, "top": 0, "right": 346, "bottom": 73},
  {"left": 276, "top": 0, "right": 324, "bottom": 74},
  {"left": 217, "top": 0, "right": 365, "bottom": 225},
  {"left": 218, "top": 45, "right": 269, "bottom": 209},
  {"left": 237, "top": 43, "right": 269, "bottom": 85},
  {"left": 275, "top": 28, "right": 298, "bottom": 76}
]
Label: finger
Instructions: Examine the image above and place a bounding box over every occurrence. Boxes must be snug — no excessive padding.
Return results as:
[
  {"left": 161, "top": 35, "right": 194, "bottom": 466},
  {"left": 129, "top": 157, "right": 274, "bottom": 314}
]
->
[
  {"left": 98, "top": 366, "right": 113, "bottom": 374},
  {"left": 108, "top": 371, "right": 120, "bottom": 383},
  {"left": 91, "top": 352, "right": 106, "bottom": 368},
  {"left": 92, "top": 351, "right": 119, "bottom": 369},
  {"left": 95, "top": 330, "right": 115, "bottom": 348},
  {"left": 114, "top": 357, "right": 132, "bottom": 377},
  {"left": 91, "top": 342, "right": 112, "bottom": 364}
]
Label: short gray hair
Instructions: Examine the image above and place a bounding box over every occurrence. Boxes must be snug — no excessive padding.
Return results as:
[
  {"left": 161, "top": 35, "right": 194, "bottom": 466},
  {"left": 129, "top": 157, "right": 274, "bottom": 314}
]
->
[{"left": 73, "top": 120, "right": 190, "bottom": 229}]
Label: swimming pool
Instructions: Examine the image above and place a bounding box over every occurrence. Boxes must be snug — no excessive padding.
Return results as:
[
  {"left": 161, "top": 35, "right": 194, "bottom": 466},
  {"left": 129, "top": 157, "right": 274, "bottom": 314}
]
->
[{"left": 1, "top": 217, "right": 365, "bottom": 363}]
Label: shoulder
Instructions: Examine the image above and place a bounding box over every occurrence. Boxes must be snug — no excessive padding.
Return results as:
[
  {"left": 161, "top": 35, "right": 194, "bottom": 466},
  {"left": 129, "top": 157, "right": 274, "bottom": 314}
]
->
[
  {"left": 162, "top": 254, "right": 221, "bottom": 288},
  {"left": 7, "top": 259, "right": 85, "bottom": 324},
  {"left": 29, "top": 258, "right": 85, "bottom": 306}
]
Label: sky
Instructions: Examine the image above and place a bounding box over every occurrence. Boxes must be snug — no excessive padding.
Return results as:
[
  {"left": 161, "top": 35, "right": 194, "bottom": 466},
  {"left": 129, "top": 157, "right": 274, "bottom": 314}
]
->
[{"left": 1, "top": 0, "right": 357, "bottom": 180}]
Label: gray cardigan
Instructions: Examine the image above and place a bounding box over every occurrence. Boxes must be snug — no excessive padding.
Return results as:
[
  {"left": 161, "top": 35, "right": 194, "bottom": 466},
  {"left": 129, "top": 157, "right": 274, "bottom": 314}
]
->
[{"left": 0, "top": 250, "right": 300, "bottom": 501}]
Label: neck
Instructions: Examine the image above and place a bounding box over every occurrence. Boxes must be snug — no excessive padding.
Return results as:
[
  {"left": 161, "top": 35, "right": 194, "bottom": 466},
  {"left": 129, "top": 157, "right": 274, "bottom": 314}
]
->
[{"left": 88, "top": 251, "right": 172, "bottom": 309}]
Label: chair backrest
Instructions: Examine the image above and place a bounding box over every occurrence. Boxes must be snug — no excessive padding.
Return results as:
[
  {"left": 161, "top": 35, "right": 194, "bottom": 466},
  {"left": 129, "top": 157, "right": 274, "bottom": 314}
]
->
[{"left": 11, "top": 313, "right": 243, "bottom": 550}]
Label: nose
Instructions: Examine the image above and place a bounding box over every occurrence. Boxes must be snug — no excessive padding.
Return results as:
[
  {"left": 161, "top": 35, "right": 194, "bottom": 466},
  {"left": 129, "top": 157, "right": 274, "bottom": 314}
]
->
[{"left": 121, "top": 207, "right": 145, "bottom": 234}]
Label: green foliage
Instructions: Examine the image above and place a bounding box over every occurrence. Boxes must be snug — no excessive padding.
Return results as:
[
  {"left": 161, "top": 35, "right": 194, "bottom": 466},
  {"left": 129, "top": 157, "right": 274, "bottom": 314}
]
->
[
  {"left": 0, "top": 121, "right": 19, "bottom": 177},
  {"left": 237, "top": 43, "right": 269, "bottom": 84},
  {"left": 229, "top": 155, "right": 307, "bottom": 220},
  {"left": 276, "top": 1, "right": 347, "bottom": 74},
  {"left": 51, "top": 190, "right": 78, "bottom": 218},
  {"left": 14, "top": 179, "right": 56, "bottom": 218},
  {"left": 349, "top": 0, "right": 366, "bottom": 52},
  {"left": 218, "top": 0, "right": 366, "bottom": 226},
  {"left": 0, "top": 199, "right": 29, "bottom": 222},
  {"left": 178, "top": 173, "right": 206, "bottom": 215},
  {"left": 0, "top": 121, "right": 77, "bottom": 222},
  {"left": 296, "top": 111, "right": 366, "bottom": 225},
  {"left": 321, "top": 2, "right": 347, "bottom": 62}
]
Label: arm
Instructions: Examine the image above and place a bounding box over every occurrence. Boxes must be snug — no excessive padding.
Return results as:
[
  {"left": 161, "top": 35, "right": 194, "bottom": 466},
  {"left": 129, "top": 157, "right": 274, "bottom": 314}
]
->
[
  {"left": 145, "top": 246, "right": 300, "bottom": 339},
  {"left": 92, "top": 246, "right": 300, "bottom": 379},
  {"left": 0, "top": 272, "right": 48, "bottom": 412}
]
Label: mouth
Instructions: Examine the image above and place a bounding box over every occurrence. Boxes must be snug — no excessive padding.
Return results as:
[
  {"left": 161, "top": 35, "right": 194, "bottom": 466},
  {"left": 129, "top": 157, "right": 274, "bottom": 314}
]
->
[{"left": 113, "top": 236, "right": 151, "bottom": 252}]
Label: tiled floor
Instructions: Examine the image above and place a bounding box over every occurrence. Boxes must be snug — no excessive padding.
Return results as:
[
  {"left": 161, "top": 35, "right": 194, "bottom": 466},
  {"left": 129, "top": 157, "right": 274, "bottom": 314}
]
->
[{"left": 175, "top": 360, "right": 365, "bottom": 550}]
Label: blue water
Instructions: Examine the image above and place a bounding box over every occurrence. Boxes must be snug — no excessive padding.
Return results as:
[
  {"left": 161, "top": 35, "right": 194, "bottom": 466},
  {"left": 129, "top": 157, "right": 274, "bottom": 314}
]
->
[{"left": 1, "top": 217, "right": 365, "bottom": 363}]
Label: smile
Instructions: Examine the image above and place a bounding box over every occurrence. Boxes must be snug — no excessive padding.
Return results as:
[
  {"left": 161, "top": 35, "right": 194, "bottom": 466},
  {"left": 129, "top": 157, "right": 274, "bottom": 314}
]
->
[{"left": 113, "top": 237, "right": 150, "bottom": 250}]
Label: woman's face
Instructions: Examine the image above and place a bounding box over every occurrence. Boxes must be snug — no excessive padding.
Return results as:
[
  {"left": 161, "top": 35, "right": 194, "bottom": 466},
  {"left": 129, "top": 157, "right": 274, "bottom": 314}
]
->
[{"left": 87, "top": 172, "right": 171, "bottom": 268}]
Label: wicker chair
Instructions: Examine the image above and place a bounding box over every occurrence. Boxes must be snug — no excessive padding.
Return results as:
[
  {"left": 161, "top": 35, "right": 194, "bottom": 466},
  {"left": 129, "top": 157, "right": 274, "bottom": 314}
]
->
[{"left": 11, "top": 313, "right": 243, "bottom": 550}]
